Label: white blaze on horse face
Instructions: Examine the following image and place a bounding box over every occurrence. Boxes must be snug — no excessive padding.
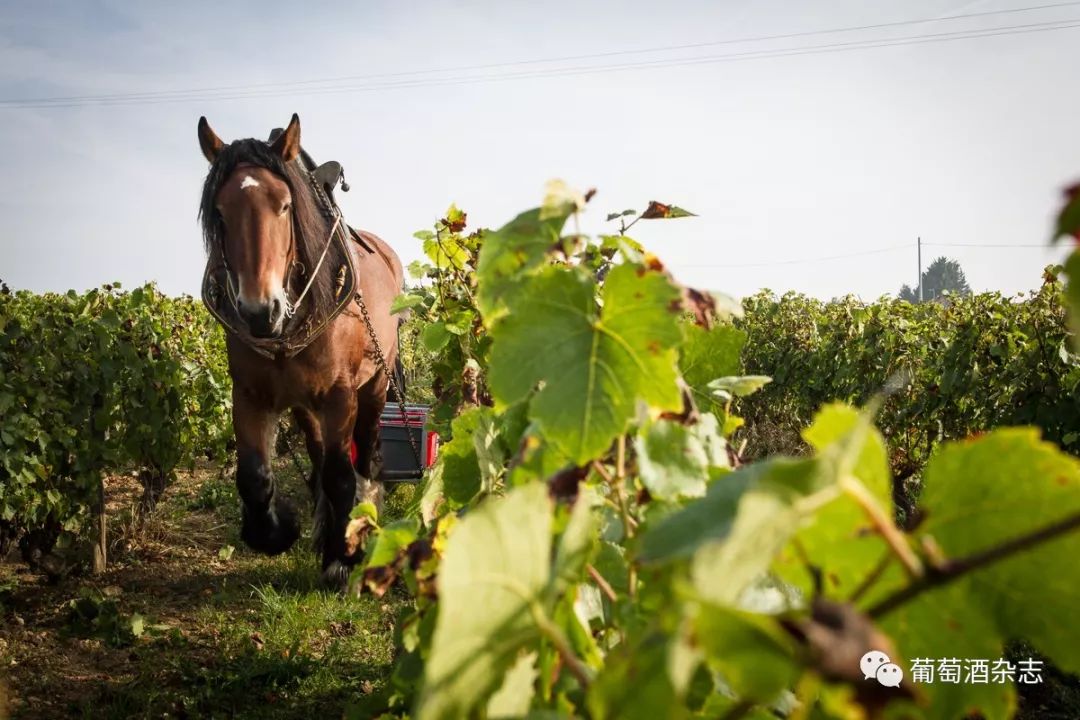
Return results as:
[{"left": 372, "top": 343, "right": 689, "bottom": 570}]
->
[{"left": 240, "top": 175, "right": 260, "bottom": 190}]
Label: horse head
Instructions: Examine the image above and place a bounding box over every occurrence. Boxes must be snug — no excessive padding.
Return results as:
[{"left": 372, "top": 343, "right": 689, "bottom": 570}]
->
[{"left": 198, "top": 114, "right": 303, "bottom": 338}]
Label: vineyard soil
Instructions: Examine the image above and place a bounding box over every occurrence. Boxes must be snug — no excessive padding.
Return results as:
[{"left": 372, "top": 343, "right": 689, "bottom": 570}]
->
[{"left": 0, "top": 462, "right": 408, "bottom": 719}]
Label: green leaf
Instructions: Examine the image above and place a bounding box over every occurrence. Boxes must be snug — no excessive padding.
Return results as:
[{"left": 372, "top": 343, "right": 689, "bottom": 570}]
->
[
  {"left": 217, "top": 545, "right": 234, "bottom": 562},
  {"left": 691, "top": 457, "right": 835, "bottom": 605},
  {"left": 680, "top": 324, "right": 746, "bottom": 412},
  {"left": 419, "top": 462, "right": 445, "bottom": 525},
  {"left": 1054, "top": 186, "right": 1080, "bottom": 242},
  {"left": 365, "top": 519, "right": 420, "bottom": 568},
  {"left": 707, "top": 375, "right": 772, "bottom": 401},
  {"left": 1065, "top": 252, "right": 1080, "bottom": 345},
  {"left": 390, "top": 292, "right": 426, "bottom": 315},
  {"left": 638, "top": 471, "right": 753, "bottom": 563},
  {"left": 682, "top": 325, "right": 743, "bottom": 390},
  {"left": 635, "top": 415, "right": 727, "bottom": 502},
  {"left": 439, "top": 407, "right": 495, "bottom": 507},
  {"left": 487, "top": 651, "right": 538, "bottom": 719},
  {"left": 475, "top": 207, "right": 572, "bottom": 322},
  {"left": 587, "top": 633, "right": 687, "bottom": 720},
  {"left": 772, "top": 404, "right": 892, "bottom": 597},
  {"left": 552, "top": 490, "right": 600, "bottom": 596},
  {"left": 421, "top": 322, "right": 452, "bottom": 352},
  {"left": 868, "top": 429, "right": 1080, "bottom": 720},
  {"left": 489, "top": 264, "right": 683, "bottom": 464},
  {"left": 417, "top": 483, "right": 553, "bottom": 720},
  {"left": 694, "top": 604, "right": 797, "bottom": 702},
  {"left": 129, "top": 613, "right": 145, "bottom": 639},
  {"left": 350, "top": 501, "right": 379, "bottom": 522},
  {"left": 423, "top": 233, "right": 469, "bottom": 270},
  {"left": 688, "top": 408, "right": 880, "bottom": 606}
]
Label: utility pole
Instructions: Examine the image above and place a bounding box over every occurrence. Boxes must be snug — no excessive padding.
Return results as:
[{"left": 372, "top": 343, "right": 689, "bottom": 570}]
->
[{"left": 917, "top": 236, "right": 923, "bottom": 303}]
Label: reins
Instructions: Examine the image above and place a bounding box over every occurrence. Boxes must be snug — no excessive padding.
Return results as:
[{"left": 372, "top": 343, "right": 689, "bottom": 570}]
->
[{"left": 284, "top": 211, "right": 341, "bottom": 319}]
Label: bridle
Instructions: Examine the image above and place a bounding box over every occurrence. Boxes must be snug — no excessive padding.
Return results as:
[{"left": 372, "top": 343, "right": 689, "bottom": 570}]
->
[
  {"left": 217, "top": 161, "right": 341, "bottom": 322},
  {"left": 202, "top": 151, "right": 358, "bottom": 360}
]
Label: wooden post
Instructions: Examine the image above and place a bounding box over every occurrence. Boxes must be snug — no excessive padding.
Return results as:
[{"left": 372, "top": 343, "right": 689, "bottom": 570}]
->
[{"left": 92, "top": 475, "right": 106, "bottom": 574}]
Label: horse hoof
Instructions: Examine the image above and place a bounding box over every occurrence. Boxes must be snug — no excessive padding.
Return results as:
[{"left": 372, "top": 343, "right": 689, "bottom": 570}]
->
[
  {"left": 322, "top": 560, "right": 351, "bottom": 593},
  {"left": 241, "top": 500, "right": 300, "bottom": 556}
]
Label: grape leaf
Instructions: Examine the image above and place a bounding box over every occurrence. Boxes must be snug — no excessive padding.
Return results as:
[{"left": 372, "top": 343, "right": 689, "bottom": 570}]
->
[
  {"left": 475, "top": 207, "right": 572, "bottom": 322},
  {"left": 364, "top": 518, "right": 420, "bottom": 569},
  {"left": 680, "top": 324, "right": 746, "bottom": 416},
  {"left": 416, "top": 483, "right": 552, "bottom": 720},
  {"left": 587, "top": 633, "right": 687, "bottom": 720},
  {"left": 638, "top": 470, "right": 753, "bottom": 563},
  {"left": 694, "top": 603, "right": 798, "bottom": 702},
  {"left": 691, "top": 407, "right": 882, "bottom": 606},
  {"left": 489, "top": 264, "right": 683, "bottom": 464},
  {"left": 423, "top": 233, "right": 469, "bottom": 271},
  {"left": 390, "top": 292, "right": 426, "bottom": 315},
  {"left": 438, "top": 407, "right": 496, "bottom": 507},
  {"left": 486, "top": 651, "right": 538, "bottom": 719},
  {"left": 1053, "top": 182, "right": 1080, "bottom": 242},
  {"left": 708, "top": 375, "right": 772, "bottom": 401},
  {"left": 641, "top": 201, "right": 697, "bottom": 219},
  {"left": 635, "top": 415, "right": 727, "bottom": 502},
  {"left": 772, "top": 404, "right": 893, "bottom": 597},
  {"left": 866, "top": 429, "right": 1080, "bottom": 720},
  {"left": 552, "top": 490, "right": 600, "bottom": 596}
]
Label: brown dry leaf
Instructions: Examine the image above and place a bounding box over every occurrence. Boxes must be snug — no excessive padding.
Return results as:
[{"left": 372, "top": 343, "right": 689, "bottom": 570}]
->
[
  {"left": 641, "top": 201, "right": 672, "bottom": 219},
  {"left": 640, "top": 200, "right": 697, "bottom": 220},
  {"left": 250, "top": 631, "right": 265, "bottom": 651},
  {"left": 682, "top": 287, "right": 717, "bottom": 329},
  {"left": 362, "top": 565, "right": 398, "bottom": 598},
  {"left": 344, "top": 516, "right": 375, "bottom": 558},
  {"left": 329, "top": 620, "right": 356, "bottom": 638}
]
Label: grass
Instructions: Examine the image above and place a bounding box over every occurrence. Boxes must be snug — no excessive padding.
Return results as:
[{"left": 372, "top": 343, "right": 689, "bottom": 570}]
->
[{"left": 0, "top": 460, "right": 418, "bottom": 719}]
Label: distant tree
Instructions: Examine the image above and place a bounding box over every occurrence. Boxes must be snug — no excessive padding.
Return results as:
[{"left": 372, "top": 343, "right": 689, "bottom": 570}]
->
[{"left": 899, "top": 256, "right": 972, "bottom": 303}]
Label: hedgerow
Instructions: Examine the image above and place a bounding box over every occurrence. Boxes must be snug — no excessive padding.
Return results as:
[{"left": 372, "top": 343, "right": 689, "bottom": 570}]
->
[
  {"left": 0, "top": 283, "right": 231, "bottom": 563},
  {"left": 735, "top": 279, "right": 1080, "bottom": 519}
]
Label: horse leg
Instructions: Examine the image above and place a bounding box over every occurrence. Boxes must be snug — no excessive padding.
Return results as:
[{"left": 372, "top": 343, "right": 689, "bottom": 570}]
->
[
  {"left": 318, "top": 383, "right": 360, "bottom": 590},
  {"left": 234, "top": 395, "right": 300, "bottom": 555},
  {"left": 291, "top": 408, "right": 328, "bottom": 551},
  {"left": 353, "top": 372, "right": 389, "bottom": 514}
]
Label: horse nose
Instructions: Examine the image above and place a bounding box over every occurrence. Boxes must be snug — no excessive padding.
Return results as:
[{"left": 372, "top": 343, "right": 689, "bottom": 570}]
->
[{"left": 239, "top": 299, "right": 283, "bottom": 338}]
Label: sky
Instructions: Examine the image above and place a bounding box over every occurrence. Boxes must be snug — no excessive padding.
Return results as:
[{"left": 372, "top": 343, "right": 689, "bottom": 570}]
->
[{"left": 1, "top": 0, "right": 1079, "bottom": 302}]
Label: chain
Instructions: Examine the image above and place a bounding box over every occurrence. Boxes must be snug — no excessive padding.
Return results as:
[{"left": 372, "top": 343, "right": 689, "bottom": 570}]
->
[{"left": 355, "top": 289, "right": 423, "bottom": 469}]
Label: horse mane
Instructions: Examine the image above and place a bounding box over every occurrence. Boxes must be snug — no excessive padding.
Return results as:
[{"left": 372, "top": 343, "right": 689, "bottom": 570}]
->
[{"left": 198, "top": 137, "right": 337, "bottom": 318}]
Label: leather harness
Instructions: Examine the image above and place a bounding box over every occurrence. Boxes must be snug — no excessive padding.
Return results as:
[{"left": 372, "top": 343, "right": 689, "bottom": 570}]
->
[{"left": 200, "top": 150, "right": 371, "bottom": 360}]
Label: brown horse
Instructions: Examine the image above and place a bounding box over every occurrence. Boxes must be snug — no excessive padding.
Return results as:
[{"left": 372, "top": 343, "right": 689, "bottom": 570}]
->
[{"left": 196, "top": 114, "right": 404, "bottom": 589}]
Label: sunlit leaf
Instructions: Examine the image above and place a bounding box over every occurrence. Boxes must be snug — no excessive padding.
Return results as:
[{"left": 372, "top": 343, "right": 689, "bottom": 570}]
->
[{"left": 489, "top": 264, "right": 683, "bottom": 464}]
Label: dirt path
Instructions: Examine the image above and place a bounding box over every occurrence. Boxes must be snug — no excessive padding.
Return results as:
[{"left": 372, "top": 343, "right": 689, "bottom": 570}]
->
[{"left": 0, "top": 464, "right": 408, "bottom": 719}]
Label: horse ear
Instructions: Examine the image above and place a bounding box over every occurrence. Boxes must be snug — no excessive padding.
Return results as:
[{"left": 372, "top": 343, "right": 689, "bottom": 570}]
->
[
  {"left": 270, "top": 113, "right": 301, "bottom": 162},
  {"left": 198, "top": 116, "right": 224, "bottom": 163}
]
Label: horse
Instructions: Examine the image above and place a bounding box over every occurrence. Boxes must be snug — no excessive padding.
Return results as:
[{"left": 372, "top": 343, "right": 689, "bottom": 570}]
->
[{"left": 196, "top": 114, "right": 404, "bottom": 589}]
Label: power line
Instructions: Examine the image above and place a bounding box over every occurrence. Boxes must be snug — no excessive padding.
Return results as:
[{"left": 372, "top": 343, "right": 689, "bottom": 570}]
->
[
  {"left": 671, "top": 240, "right": 1060, "bottom": 270},
  {"left": 924, "top": 242, "right": 1051, "bottom": 247},
  {"left": 671, "top": 243, "right": 912, "bottom": 269},
  {"left": 6, "top": 19, "right": 1079, "bottom": 109},
  {"left": 3, "top": 7, "right": 1080, "bottom": 109}
]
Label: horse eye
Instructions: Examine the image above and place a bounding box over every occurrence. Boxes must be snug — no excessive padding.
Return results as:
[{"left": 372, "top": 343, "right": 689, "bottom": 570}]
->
[{"left": 280, "top": 202, "right": 292, "bottom": 216}]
